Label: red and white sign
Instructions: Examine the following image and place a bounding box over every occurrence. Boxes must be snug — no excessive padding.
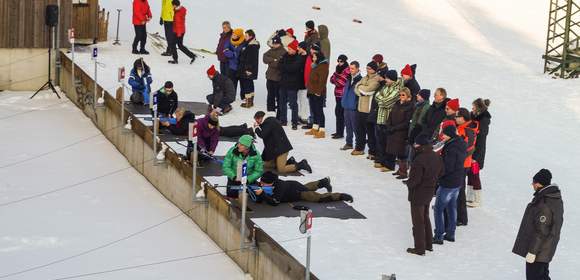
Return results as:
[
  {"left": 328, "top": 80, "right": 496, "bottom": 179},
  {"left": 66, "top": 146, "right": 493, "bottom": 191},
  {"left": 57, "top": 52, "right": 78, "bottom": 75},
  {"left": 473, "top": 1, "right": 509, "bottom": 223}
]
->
[
  {"left": 118, "top": 67, "right": 125, "bottom": 82},
  {"left": 189, "top": 122, "right": 198, "bottom": 143},
  {"left": 68, "top": 28, "right": 75, "bottom": 44},
  {"left": 305, "top": 210, "right": 313, "bottom": 232}
]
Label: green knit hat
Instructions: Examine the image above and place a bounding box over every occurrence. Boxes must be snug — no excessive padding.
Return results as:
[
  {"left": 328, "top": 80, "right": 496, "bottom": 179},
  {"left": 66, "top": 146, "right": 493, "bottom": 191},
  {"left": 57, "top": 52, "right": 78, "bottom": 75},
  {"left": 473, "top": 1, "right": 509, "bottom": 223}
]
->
[{"left": 238, "top": 134, "right": 254, "bottom": 147}]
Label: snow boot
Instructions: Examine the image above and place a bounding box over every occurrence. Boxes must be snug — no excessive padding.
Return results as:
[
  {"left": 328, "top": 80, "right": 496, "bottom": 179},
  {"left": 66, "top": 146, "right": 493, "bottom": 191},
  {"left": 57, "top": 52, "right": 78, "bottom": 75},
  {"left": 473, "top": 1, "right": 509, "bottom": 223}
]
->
[
  {"left": 314, "top": 128, "right": 326, "bottom": 138},
  {"left": 340, "top": 193, "right": 354, "bottom": 203},
  {"left": 296, "top": 159, "right": 312, "bottom": 173},
  {"left": 305, "top": 125, "right": 319, "bottom": 136},
  {"left": 395, "top": 161, "right": 409, "bottom": 180},
  {"left": 467, "top": 190, "right": 482, "bottom": 208},
  {"left": 406, "top": 248, "right": 425, "bottom": 256},
  {"left": 318, "top": 177, "right": 332, "bottom": 192},
  {"left": 340, "top": 144, "right": 353, "bottom": 151}
]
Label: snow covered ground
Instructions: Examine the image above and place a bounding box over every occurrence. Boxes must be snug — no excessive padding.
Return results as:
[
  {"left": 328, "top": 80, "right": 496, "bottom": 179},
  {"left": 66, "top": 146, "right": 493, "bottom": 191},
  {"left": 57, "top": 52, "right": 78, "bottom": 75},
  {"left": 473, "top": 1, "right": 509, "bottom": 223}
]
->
[
  {"left": 0, "top": 91, "right": 245, "bottom": 279},
  {"left": 41, "top": 0, "right": 580, "bottom": 279}
]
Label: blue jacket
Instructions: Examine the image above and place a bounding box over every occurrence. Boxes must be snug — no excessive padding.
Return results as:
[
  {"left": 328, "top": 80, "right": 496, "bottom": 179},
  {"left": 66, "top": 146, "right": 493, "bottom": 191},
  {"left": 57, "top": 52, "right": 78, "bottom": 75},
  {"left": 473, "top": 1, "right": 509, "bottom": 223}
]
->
[
  {"left": 128, "top": 68, "right": 152, "bottom": 93},
  {"left": 223, "top": 40, "right": 245, "bottom": 71},
  {"left": 341, "top": 73, "right": 362, "bottom": 110},
  {"left": 438, "top": 136, "right": 468, "bottom": 188}
]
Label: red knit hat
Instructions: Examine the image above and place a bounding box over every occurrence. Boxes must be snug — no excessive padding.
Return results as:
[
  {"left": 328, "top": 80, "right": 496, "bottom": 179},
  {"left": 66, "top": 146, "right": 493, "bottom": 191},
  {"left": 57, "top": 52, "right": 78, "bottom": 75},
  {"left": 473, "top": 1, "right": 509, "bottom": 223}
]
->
[
  {"left": 288, "top": 40, "right": 299, "bottom": 51},
  {"left": 207, "top": 65, "right": 216, "bottom": 76},
  {"left": 446, "top": 98, "right": 460, "bottom": 111},
  {"left": 401, "top": 64, "right": 413, "bottom": 77},
  {"left": 372, "top": 54, "right": 383, "bottom": 64},
  {"left": 286, "top": 28, "right": 294, "bottom": 36}
]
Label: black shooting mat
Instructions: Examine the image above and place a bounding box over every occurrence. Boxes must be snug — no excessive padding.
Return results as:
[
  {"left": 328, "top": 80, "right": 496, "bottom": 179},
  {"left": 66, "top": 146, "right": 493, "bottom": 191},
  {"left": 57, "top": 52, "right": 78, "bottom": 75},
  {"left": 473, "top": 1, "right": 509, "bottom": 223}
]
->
[{"left": 230, "top": 198, "right": 366, "bottom": 220}]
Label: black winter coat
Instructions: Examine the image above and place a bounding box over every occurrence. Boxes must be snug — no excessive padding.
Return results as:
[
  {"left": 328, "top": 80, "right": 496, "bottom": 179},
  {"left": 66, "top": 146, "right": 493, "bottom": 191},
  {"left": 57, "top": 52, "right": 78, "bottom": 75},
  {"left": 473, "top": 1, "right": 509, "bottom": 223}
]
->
[
  {"left": 472, "top": 110, "right": 491, "bottom": 169},
  {"left": 156, "top": 89, "right": 178, "bottom": 116},
  {"left": 385, "top": 101, "right": 415, "bottom": 156},
  {"left": 367, "top": 82, "right": 384, "bottom": 124},
  {"left": 422, "top": 98, "right": 450, "bottom": 139},
  {"left": 168, "top": 111, "right": 195, "bottom": 136},
  {"left": 210, "top": 73, "right": 236, "bottom": 106},
  {"left": 255, "top": 117, "right": 293, "bottom": 162},
  {"left": 407, "top": 145, "right": 444, "bottom": 205},
  {"left": 262, "top": 179, "right": 308, "bottom": 206},
  {"left": 438, "top": 136, "right": 467, "bottom": 188},
  {"left": 237, "top": 39, "right": 260, "bottom": 80},
  {"left": 279, "top": 53, "right": 305, "bottom": 90},
  {"left": 512, "top": 185, "right": 564, "bottom": 263}
]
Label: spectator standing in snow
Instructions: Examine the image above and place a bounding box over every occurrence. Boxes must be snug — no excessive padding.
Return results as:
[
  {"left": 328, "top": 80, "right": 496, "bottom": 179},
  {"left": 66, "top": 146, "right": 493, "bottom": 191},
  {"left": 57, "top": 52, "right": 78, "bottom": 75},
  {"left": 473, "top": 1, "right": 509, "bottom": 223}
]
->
[
  {"left": 406, "top": 133, "right": 444, "bottom": 256},
  {"left": 467, "top": 98, "right": 492, "bottom": 208},
  {"left": 303, "top": 20, "right": 320, "bottom": 49},
  {"left": 256, "top": 172, "right": 353, "bottom": 206},
  {"left": 373, "top": 70, "right": 403, "bottom": 172},
  {"left": 159, "top": 0, "right": 175, "bottom": 56},
  {"left": 238, "top": 30, "right": 260, "bottom": 108},
  {"left": 168, "top": 0, "right": 197, "bottom": 64},
  {"left": 222, "top": 135, "right": 264, "bottom": 198},
  {"left": 438, "top": 98, "right": 460, "bottom": 141},
  {"left": 422, "top": 88, "right": 450, "bottom": 140},
  {"left": 329, "top": 54, "right": 349, "bottom": 139},
  {"left": 401, "top": 64, "right": 421, "bottom": 99},
  {"left": 408, "top": 89, "right": 431, "bottom": 149},
  {"left": 253, "top": 111, "right": 312, "bottom": 174},
  {"left": 340, "top": 61, "right": 362, "bottom": 151},
  {"left": 512, "top": 169, "right": 563, "bottom": 280},
  {"left": 266, "top": 28, "right": 296, "bottom": 50},
  {"left": 304, "top": 44, "right": 330, "bottom": 139},
  {"left": 278, "top": 40, "right": 304, "bottom": 129},
  {"left": 455, "top": 108, "right": 477, "bottom": 226},
  {"left": 132, "top": 0, "right": 152, "bottom": 55},
  {"left": 206, "top": 65, "right": 235, "bottom": 113},
  {"left": 216, "top": 21, "right": 233, "bottom": 75},
  {"left": 128, "top": 58, "right": 153, "bottom": 105},
  {"left": 223, "top": 28, "right": 246, "bottom": 96},
  {"left": 263, "top": 36, "right": 287, "bottom": 112},
  {"left": 298, "top": 42, "right": 313, "bottom": 128},
  {"left": 318, "top": 25, "right": 331, "bottom": 59},
  {"left": 433, "top": 125, "right": 467, "bottom": 245},
  {"left": 155, "top": 81, "right": 178, "bottom": 117},
  {"left": 352, "top": 62, "right": 381, "bottom": 157},
  {"left": 384, "top": 87, "right": 415, "bottom": 179}
]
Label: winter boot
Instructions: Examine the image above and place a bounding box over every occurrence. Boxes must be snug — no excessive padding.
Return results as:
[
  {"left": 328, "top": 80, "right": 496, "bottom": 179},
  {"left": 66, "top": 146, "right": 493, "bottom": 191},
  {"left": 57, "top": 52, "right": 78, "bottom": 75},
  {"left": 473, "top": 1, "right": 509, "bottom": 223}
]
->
[
  {"left": 406, "top": 248, "right": 425, "bottom": 256},
  {"left": 339, "top": 193, "right": 354, "bottom": 203},
  {"left": 247, "top": 94, "right": 255, "bottom": 108},
  {"left": 318, "top": 177, "right": 332, "bottom": 192},
  {"left": 395, "top": 161, "right": 409, "bottom": 180},
  {"left": 467, "top": 190, "right": 482, "bottom": 208},
  {"left": 286, "top": 156, "right": 297, "bottom": 165},
  {"left": 340, "top": 144, "right": 353, "bottom": 151},
  {"left": 296, "top": 159, "right": 312, "bottom": 173},
  {"left": 314, "top": 128, "right": 326, "bottom": 138},
  {"left": 350, "top": 149, "right": 364, "bottom": 156},
  {"left": 305, "top": 125, "right": 319, "bottom": 136}
]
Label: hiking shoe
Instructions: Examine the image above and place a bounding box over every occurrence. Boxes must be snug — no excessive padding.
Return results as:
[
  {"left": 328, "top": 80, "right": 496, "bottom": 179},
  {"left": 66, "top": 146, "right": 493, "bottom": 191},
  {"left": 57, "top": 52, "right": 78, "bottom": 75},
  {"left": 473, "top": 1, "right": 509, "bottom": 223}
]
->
[
  {"left": 291, "top": 124, "right": 298, "bottom": 130},
  {"left": 340, "top": 144, "right": 353, "bottom": 151},
  {"left": 433, "top": 238, "right": 444, "bottom": 245},
  {"left": 351, "top": 150, "right": 364, "bottom": 156},
  {"left": 443, "top": 235, "right": 455, "bottom": 242}
]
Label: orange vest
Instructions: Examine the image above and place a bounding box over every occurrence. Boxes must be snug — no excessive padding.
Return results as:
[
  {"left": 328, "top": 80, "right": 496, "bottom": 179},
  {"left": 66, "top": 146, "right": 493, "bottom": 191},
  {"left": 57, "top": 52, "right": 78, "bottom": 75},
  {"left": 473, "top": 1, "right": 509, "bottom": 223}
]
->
[{"left": 457, "top": 121, "right": 477, "bottom": 168}]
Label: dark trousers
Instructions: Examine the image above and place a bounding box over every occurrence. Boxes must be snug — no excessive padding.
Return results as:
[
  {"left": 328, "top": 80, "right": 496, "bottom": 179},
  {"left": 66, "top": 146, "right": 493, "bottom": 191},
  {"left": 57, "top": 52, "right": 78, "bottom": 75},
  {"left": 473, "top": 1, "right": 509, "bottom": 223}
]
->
[
  {"left": 171, "top": 35, "right": 196, "bottom": 61},
  {"left": 526, "top": 262, "right": 551, "bottom": 280},
  {"left": 266, "top": 80, "right": 280, "bottom": 111},
  {"left": 226, "top": 70, "right": 239, "bottom": 98},
  {"left": 411, "top": 204, "right": 433, "bottom": 254},
  {"left": 163, "top": 21, "right": 175, "bottom": 53},
  {"left": 206, "top": 94, "right": 233, "bottom": 110},
  {"left": 240, "top": 79, "right": 254, "bottom": 99},
  {"left": 277, "top": 88, "right": 298, "bottom": 125},
  {"left": 133, "top": 25, "right": 147, "bottom": 51},
  {"left": 219, "top": 62, "right": 228, "bottom": 77},
  {"left": 355, "top": 112, "right": 376, "bottom": 154},
  {"left": 457, "top": 168, "right": 469, "bottom": 225},
  {"left": 309, "top": 95, "right": 325, "bottom": 128},
  {"left": 335, "top": 97, "right": 345, "bottom": 136},
  {"left": 375, "top": 125, "right": 388, "bottom": 165},
  {"left": 344, "top": 109, "right": 357, "bottom": 146}
]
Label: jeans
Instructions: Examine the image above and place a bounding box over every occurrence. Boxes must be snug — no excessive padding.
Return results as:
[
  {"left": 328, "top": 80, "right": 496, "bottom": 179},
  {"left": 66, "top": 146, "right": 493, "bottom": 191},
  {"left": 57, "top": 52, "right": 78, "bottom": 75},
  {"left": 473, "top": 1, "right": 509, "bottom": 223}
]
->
[
  {"left": 239, "top": 79, "right": 254, "bottom": 100},
  {"left": 277, "top": 88, "right": 298, "bottom": 125},
  {"left": 309, "top": 95, "right": 325, "bottom": 128},
  {"left": 132, "top": 25, "right": 147, "bottom": 51},
  {"left": 344, "top": 109, "right": 357, "bottom": 146},
  {"left": 163, "top": 21, "right": 175, "bottom": 53},
  {"left": 266, "top": 80, "right": 280, "bottom": 111},
  {"left": 434, "top": 186, "right": 460, "bottom": 240},
  {"left": 171, "top": 35, "right": 196, "bottom": 61},
  {"left": 335, "top": 97, "right": 345, "bottom": 136}
]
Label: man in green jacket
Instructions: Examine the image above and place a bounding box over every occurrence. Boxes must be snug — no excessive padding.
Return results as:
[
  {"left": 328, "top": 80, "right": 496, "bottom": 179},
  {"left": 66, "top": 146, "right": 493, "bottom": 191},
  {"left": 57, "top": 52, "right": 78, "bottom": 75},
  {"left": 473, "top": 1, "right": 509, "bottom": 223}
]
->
[
  {"left": 409, "top": 89, "right": 431, "bottom": 145},
  {"left": 222, "top": 134, "right": 264, "bottom": 197}
]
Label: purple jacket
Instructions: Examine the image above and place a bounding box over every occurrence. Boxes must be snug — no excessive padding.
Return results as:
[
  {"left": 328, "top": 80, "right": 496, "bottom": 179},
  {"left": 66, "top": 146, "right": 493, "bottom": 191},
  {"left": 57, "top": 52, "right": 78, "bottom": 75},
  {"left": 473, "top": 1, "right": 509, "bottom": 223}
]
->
[
  {"left": 196, "top": 115, "right": 220, "bottom": 152},
  {"left": 216, "top": 31, "right": 232, "bottom": 62}
]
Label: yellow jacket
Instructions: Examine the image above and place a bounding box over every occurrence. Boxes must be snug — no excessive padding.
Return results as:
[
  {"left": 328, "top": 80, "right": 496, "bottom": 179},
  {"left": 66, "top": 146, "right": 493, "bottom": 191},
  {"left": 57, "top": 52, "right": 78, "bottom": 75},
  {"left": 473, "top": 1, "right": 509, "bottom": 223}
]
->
[{"left": 161, "top": 0, "right": 174, "bottom": 21}]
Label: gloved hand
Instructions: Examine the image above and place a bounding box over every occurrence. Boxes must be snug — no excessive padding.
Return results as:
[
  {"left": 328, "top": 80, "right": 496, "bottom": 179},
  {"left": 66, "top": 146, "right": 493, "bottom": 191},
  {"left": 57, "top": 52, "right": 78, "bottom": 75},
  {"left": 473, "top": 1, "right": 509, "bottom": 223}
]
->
[
  {"left": 525, "top": 253, "right": 536, "bottom": 263},
  {"left": 159, "top": 17, "right": 163, "bottom": 25}
]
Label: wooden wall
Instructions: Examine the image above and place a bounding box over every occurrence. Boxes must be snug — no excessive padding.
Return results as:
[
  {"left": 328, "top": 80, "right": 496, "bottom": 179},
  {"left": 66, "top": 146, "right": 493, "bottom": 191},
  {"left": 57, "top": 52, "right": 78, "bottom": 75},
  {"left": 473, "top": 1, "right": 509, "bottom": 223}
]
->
[{"left": 0, "top": 0, "right": 72, "bottom": 48}]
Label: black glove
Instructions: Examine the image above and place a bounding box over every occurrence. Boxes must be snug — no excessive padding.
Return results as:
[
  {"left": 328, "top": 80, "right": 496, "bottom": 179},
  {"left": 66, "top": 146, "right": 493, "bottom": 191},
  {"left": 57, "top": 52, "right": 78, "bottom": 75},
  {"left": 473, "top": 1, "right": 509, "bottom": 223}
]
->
[{"left": 159, "top": 17, "right": 163, "bottom": 25}]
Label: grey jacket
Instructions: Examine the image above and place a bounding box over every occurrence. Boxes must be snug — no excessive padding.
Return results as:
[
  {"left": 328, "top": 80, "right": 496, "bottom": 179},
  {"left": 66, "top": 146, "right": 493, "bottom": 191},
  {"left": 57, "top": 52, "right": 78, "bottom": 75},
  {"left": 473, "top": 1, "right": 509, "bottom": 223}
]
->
[{"left": 512, "top": 185, "right": 564, "bottom": 263}]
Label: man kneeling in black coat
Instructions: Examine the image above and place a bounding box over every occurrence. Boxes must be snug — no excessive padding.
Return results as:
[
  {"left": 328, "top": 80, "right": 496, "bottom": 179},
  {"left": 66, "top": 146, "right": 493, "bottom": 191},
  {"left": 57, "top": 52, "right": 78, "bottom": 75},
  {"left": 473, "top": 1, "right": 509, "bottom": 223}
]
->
[{"left": 255, "top": 171, "right": 353, "bottom": 206}]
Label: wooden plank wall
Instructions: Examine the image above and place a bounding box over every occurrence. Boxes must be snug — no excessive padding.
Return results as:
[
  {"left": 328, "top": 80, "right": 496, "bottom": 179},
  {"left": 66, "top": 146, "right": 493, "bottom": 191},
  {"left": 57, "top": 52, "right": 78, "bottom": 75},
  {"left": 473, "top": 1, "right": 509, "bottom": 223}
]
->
[
  {"left": 0, "top": 0, "right": 72, "bottom": 48},
  {"left": 72, "top": 0, "right": 98, "bottom": 42}
]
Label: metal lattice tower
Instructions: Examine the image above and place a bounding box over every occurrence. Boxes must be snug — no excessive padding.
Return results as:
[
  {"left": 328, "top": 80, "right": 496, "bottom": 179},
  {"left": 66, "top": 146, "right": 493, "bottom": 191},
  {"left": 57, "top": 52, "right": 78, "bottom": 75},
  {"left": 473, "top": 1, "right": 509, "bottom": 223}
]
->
[{"left": 543, "top": 0, "right": 580, "bottom": 78}]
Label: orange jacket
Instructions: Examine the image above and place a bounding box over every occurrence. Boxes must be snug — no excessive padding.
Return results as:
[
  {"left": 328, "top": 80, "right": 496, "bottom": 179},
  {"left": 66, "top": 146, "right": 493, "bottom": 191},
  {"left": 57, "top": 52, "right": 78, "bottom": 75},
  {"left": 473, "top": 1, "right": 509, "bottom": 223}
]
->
[{"left": 457, "top": 121, "right": 477, "bottom": 168}]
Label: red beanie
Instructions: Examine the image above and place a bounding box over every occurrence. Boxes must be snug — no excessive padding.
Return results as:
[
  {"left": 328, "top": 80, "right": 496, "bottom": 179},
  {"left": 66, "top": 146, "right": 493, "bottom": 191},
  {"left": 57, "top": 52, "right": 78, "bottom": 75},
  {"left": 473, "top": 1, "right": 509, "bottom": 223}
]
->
[
  {"left": 207, "top": 65, "right": 216, "bottom": 76},
  {"left": 372, "top": 54, "right": 383, "bottom": 64},
  {"left": 401, "top": 64, "right": 413, "bottom": 77},
  {"left": 446, "top": 98, "right": 460, "bottom": 111},
  {"left": 288, "top": 40, "right": 299, "bottom": 51},
  {"left": 286, "top": 28, "right": 294, "bottom": 36}
]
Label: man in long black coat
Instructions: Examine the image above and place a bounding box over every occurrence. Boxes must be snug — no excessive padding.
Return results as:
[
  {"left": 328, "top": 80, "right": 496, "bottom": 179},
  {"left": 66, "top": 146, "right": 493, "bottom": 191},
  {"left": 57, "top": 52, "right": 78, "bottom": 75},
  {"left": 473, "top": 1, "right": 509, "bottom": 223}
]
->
[
  {"left": 513, "top": 169, "right": 563, "bottom": 280},
  {"left": 406, "top": 134, "right": 444, "bottom": 256},
  {"left": 253, "top": 111, "right": 311, "bottom": 174}
]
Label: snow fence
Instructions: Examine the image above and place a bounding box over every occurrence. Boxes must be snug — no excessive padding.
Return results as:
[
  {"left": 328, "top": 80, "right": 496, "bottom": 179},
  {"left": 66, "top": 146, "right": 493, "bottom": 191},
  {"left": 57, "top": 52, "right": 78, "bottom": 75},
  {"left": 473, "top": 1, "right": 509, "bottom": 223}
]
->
[{"left": 59, "top": 52, "right": 319, "bottom": 280}]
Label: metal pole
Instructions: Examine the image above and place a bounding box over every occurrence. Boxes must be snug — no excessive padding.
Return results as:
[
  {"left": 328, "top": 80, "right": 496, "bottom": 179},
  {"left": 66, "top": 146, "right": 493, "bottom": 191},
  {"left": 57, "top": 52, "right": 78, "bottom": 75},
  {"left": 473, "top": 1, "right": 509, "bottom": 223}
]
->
[
  {"left": 305, "top": 233, "right": 311, "bottom": 280},
  {"left": 113, "top": 9, "right": 121, "bottom": 45}
]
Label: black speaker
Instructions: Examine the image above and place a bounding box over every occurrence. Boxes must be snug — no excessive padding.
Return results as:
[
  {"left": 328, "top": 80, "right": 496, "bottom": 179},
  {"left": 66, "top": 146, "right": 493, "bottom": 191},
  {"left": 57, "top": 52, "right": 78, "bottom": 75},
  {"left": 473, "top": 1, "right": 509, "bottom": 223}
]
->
[{"left": 46, "top": 5, "right": 59, "bottom": 27}]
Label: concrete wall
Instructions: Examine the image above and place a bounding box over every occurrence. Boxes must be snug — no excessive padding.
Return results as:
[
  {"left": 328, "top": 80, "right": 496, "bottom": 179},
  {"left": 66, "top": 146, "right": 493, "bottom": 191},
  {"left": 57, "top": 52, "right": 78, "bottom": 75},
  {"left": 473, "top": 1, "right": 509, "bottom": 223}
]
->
[
  {"left": 0, "top": 48, "right": 55, "bottom": 91},
  {"left": 58, "top": 53, "right": 318, "bottom": 280}
]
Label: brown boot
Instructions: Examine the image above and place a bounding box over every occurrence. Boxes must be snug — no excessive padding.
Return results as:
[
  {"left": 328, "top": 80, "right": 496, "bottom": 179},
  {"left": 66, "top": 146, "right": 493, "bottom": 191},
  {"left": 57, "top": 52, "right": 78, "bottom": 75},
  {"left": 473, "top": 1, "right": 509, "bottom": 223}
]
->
[
  {"left": 247, "top": 95, "right": 254, "bottom": 108},
  {"left": 305, "top": 125, "right": 319, "bottom": 135},
  {"left": 395, "top": 161, "right": 409, "bottom": 179},
  {"left": 351, "top": 149, "right": 364, "bottom": 156},
  {"left": 314, "top": 128, "right": 326, "bottom": 138},
  {"left": 240, "top": 93, "right": 253, "bottom": 108}
]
